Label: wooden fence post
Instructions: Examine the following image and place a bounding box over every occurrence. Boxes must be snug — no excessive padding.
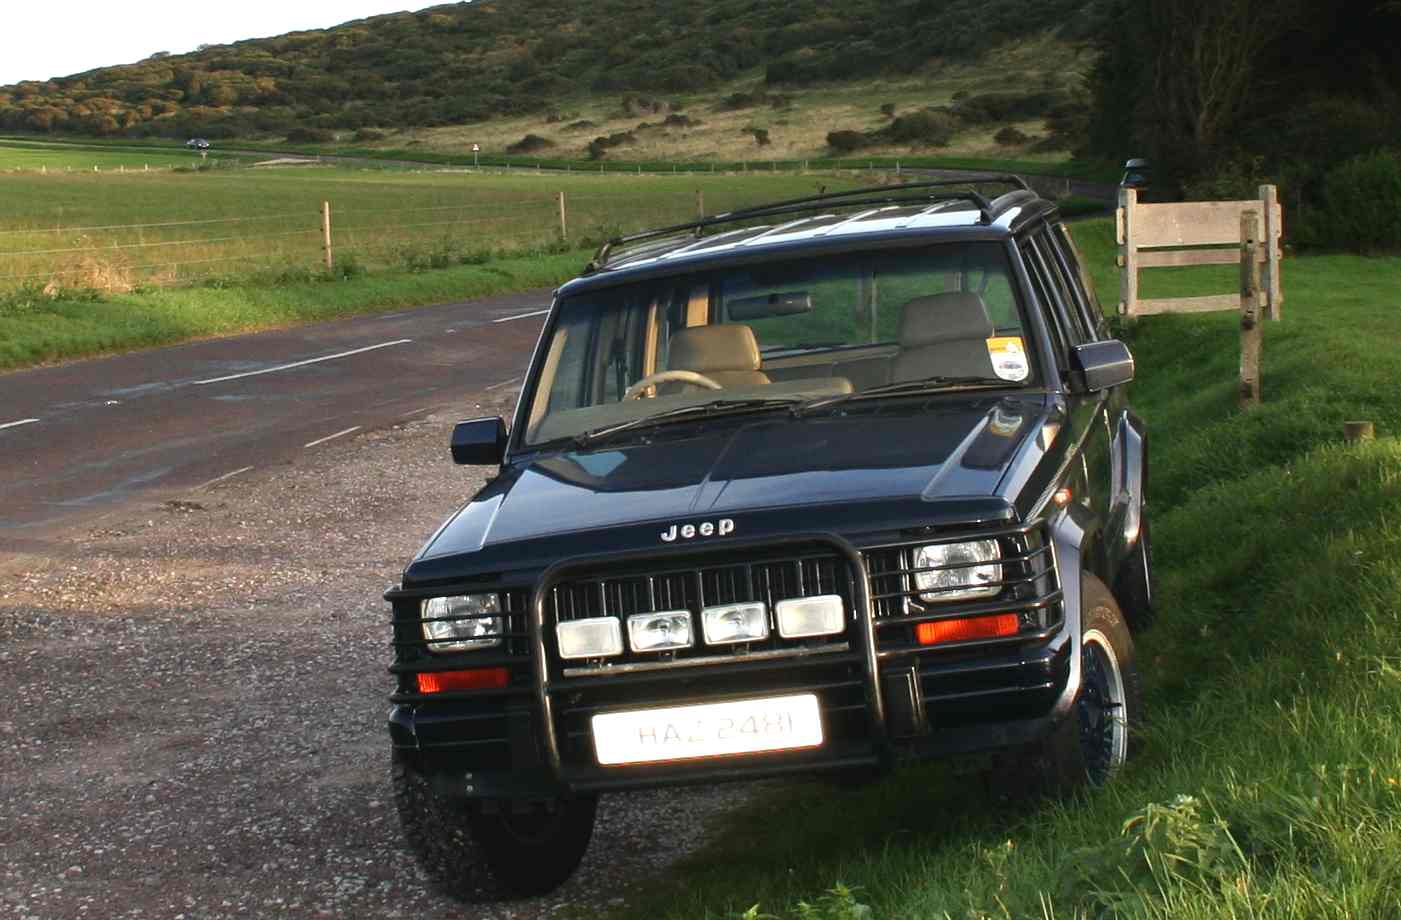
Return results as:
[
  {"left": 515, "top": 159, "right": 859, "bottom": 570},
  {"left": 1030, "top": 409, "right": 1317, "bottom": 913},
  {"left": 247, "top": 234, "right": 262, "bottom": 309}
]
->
[
  {"left": 1259, "top": 183, "right": 1283, "bottom": 320},
  {"left": 321, "top": 201, "right": 333, "bottom": 273},
  {"left": 1117, "top": 187, "right": 1139, "bottom": 317},
  {"left": 557, "top": 191, "right": 567, "bottom": 241},
  {"left": 1239, "top": 209, "right": 1263, "bottom": 407},
  {"left": 696, "top": 189, "right": 705, "bottom": 218}
]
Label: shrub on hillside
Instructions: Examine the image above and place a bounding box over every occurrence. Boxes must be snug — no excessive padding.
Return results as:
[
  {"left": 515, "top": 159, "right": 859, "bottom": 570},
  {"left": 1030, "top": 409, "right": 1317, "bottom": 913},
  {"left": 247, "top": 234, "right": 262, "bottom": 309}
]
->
[
  {"left": 586, "top": 130, "right": 637, "bottom": 160},
  {"left": 715, "top": 90, "right": 791, "bottom": 112},
  {"left": 880, "top": 102, "right": 896, "bottom": 118},
  {"left": 742, "top": 126, "right": 771, "bottom": 147},
  {"left": 563, "top": 119, "right": 597, "bottom": 132},
  {"left": 882, "top": 110, "right": 959, "bottom": 146},
  {"left": 826, "top": 130, "right": 869, "bottom": 153},
  {"left": 506, "top": 133, "right": 555, "bottom": 154},
  {"left": 663, "top": 113, "right": 697, "bottom": 128},
  {"left": 285, "top": 126, "right": 335, "bottom": 144},
  {"left": 952, "top": 91, "right": 1063, "bottom": 125},
  {"left": 1304, "top": 150, "right": 1401, "bottom": 253},
  {"left": 994, "top": 125, "right": 1030, "bottom": 146},
  {"left": 353, "top": 128, "right": 386, "bottom": 142}
]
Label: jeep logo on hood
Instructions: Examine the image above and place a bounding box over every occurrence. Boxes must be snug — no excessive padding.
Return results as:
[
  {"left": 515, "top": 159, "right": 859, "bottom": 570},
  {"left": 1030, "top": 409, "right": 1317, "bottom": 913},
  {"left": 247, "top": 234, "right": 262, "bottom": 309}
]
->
[{"left": 661, "top": 519, "right": 735, "bottom": 543}]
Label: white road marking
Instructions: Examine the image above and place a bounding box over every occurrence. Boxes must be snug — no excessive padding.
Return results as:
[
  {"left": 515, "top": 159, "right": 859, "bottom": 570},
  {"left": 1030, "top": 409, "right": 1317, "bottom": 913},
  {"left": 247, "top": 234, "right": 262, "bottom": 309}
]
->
[
  {"left": 304, "top": 426, "right": 362, "bottom": 449},
  {"left": 193, "top": 339, "right": 413, "bottom": 385},
  {"left": 0, "top": 418, "right": 40, "bottom": 431},
  {"left": 196, "top": 466, "right": 254, "bottom": 490},
  {"left": 484, "top": 377, "right": 522, "bottom": 391},
  {"left": 401, "top": 406, "right": 433, "bottom": 418},
  {"left": 491, "top": 309, "right": 550, "bottom": 324}
]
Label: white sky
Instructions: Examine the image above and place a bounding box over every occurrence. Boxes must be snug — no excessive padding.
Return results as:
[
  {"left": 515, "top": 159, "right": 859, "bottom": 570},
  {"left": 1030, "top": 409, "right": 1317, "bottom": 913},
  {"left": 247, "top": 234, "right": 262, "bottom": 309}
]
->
[{"left": 1, "top": 2, "right": 448, "bottom": 86}]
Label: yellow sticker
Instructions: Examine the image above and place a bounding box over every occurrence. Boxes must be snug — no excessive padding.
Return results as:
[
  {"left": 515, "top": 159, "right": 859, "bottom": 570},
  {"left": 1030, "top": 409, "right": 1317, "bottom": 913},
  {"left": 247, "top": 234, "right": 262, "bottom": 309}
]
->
[{"left": 986, "top": 336, "right": 1030, "bottom": 382}]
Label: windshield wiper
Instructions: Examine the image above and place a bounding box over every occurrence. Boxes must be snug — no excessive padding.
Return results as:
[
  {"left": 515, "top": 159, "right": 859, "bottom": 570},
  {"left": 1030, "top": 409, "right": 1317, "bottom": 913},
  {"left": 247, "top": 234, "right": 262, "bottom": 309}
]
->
[
  {"left": 572, "top": 398, "right": 803, "bottom": 448},
  {"left": 796, "top": 376, "right": 1010, "bottom": 416}
]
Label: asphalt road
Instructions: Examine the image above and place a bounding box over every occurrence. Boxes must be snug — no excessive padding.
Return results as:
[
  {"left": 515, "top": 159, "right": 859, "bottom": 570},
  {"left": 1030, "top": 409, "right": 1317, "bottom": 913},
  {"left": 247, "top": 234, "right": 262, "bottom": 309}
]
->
[{"left": 0, "top": 289, "right": 551, "bottom": 544}]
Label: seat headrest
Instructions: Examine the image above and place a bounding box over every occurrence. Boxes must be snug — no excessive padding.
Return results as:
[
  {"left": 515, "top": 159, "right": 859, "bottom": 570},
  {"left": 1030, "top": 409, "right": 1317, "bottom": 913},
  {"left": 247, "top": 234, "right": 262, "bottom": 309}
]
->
[
  {"left": 898, "top": 292, "right": 994, "bottom": 347},
  {"left": 669, "top": 324, "right": 762, "bottom": 372}
]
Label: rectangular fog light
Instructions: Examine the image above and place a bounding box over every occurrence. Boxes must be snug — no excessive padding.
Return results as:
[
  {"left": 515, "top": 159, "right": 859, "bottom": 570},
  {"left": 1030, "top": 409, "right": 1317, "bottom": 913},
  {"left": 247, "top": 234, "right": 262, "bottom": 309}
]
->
[
  {"left": 628, "top": 611, "right": 693, "bottom": 652},
  {"left": 702, "top": 602, "right": 769, "bottom": 645},
  {"left": 556, "top": 616, "right": 624, "bottom": 660},
  {"left": 775, "top": 595, "right": 845, "bottom": 639}
]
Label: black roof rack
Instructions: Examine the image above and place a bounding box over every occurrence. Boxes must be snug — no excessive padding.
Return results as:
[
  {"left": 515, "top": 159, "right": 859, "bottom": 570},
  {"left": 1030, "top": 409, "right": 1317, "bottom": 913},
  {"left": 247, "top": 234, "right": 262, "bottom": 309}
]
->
[{"left": 585, "top": 175, "right": 1034, "bottom": 273}]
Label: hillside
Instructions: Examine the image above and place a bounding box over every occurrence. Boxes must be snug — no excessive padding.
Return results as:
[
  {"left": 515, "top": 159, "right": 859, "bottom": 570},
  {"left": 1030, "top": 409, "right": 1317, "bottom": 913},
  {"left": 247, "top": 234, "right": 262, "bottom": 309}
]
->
[{"left": 0, "top": 0, "right": 1102, "bottom": 151}]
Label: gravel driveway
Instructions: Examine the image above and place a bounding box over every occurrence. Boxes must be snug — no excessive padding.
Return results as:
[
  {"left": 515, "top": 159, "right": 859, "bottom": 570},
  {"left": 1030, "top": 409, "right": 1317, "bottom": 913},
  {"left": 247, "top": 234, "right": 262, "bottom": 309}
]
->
[{"left": 0, "top": 387, "right": 749, "bottom": 919}]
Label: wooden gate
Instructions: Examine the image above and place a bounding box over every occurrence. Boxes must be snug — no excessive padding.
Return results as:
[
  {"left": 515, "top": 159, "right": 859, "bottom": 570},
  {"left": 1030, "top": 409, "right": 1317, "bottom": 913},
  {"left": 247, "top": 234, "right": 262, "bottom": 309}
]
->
[{"left": 1117, "top": 184, "right": 1283, "bottom": 320}]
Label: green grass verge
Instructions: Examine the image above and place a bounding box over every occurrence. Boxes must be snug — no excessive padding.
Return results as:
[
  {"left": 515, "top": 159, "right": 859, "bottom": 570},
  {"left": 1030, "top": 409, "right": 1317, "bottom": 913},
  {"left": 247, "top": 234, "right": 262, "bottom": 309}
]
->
[
  {"left": 605, "top": 221, "right": 1401, "bottom": 920},
  {"left": 0, "top": 138, "right": 242, "bottom": 170},
  {"left": 0, "top": 248, "right": 590, "bottom": 371}
]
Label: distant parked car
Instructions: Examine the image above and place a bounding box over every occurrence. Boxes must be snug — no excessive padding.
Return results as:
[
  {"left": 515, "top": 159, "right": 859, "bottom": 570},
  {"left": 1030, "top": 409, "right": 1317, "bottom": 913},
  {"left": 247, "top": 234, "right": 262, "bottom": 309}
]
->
[{"left": 185, "top": 138, "right": 210, "bottom": 150}]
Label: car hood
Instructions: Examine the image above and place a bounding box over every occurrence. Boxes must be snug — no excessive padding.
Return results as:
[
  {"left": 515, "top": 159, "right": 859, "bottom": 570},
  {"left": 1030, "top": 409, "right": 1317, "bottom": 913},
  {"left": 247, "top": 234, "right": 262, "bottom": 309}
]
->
[{"left": 406, "top": 392, "right": 1061, "bottom": 583}]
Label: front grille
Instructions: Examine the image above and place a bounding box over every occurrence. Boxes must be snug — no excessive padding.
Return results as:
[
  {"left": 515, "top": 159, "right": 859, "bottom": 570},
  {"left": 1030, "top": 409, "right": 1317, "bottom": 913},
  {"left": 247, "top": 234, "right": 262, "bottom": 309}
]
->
[{"left": 547, "top": 547, "right": 853, "bottom": 671}]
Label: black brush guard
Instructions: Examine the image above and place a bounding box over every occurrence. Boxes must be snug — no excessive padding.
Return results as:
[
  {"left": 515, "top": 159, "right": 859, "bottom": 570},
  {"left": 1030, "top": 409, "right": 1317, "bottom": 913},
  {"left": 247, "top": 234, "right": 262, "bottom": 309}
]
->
[{"left": 386, "top": 526, "right": 1070, "bottom": 797}]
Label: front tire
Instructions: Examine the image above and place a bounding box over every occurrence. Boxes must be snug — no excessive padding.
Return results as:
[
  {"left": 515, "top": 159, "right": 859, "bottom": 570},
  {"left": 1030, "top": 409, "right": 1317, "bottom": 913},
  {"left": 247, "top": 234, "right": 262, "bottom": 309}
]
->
[
  {"left": 990, "top": 576, "right": 1141, "bottom": 797},
  {"left": 392, "top": 756, "right": 597, "bottom": 901}
]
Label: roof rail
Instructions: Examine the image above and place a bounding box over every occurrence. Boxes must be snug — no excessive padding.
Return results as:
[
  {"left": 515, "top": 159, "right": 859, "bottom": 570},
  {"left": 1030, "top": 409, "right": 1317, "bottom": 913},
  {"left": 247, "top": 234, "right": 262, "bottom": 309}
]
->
[{"left": 585, "top": 175, "right": 1034, "bottom": 273}]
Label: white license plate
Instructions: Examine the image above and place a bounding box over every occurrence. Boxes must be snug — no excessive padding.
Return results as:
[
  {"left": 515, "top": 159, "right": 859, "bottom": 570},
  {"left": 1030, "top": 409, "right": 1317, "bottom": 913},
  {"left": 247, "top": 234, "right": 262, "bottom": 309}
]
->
[{"left": 592, "top": 693, "right": 823, "bottom": 766}]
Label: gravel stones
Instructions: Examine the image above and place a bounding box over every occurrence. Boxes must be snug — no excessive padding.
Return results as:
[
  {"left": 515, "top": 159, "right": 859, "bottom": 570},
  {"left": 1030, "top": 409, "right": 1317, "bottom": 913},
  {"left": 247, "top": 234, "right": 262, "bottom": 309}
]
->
[{"left": 0, "top": 390, "right": 750, "bottom": 919}]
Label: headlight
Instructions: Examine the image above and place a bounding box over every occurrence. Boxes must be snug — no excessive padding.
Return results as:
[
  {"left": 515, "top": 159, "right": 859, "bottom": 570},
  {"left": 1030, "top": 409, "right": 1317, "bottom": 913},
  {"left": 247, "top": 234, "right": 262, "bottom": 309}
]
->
[
  {"left": 913, "top": 540, "right": 1002, "bottom": 602},
  {"left": 628, "top": 611, "right": 693, "bottom": 652},
  {"left": 702, "top": 602, "right": 770, "bottom": 645},
  {"left": 421, "top": 593, "right": 503, "bottom": 652},
  {"left": 775, "top": 595, "right": 845, "bottom": 639},
  {"left": 556, "top": 616, "right": 624, "bottom": 660}
]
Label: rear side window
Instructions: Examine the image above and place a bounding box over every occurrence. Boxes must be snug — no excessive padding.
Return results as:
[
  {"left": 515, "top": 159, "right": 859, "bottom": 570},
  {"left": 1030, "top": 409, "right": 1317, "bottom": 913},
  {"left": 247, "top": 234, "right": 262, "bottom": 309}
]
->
[
  {"left": 1020, "top": 243, "right": 1071, "bottom": 366},
  {"left": 1052, "top": 223, "right": 1107, "bottom": 337},
  {"left": 1030, "top": 230, "right": 1092, "bottom": 344}
]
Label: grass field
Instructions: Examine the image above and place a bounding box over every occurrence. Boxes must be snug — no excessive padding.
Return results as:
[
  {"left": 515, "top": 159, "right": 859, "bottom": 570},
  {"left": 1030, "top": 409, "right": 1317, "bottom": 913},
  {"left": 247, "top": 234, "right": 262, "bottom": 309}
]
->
[
  {"left": 0, "top": 137, "right": 235, "bottom": 171},
  {"left": 0, "top": 164, "right": 867, "bottom": 294},
  {"left": 602, "top": 222, "right": 1401, "bottom": 920},
  {"left": 0, "top": 168, "right": 867, "bottom": 369}
]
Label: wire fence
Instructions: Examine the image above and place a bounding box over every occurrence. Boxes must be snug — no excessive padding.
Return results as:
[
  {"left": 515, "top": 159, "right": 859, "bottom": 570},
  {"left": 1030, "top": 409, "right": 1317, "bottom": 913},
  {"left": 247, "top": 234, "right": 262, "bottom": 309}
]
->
[
  {"left": 0, "top": 168, "right": 1092, "bottom": 292},
  {"left": 0, "top": 188, "right": 735, "bottom": 291}
]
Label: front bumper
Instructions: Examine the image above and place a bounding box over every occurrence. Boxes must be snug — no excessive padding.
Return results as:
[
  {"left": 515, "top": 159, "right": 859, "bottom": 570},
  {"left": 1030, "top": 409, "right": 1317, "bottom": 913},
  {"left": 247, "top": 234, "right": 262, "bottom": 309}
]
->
[{"left": 386, "top": 526, "right": 1073, "bottom": 798}]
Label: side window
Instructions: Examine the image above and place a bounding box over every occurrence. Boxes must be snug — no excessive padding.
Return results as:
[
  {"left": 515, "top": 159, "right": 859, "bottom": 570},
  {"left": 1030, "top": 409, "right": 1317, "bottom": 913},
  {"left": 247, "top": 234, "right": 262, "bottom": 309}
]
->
[
  {"left": 1050, "top": 223, "right": 1106, "bottom": 338},
  {"left": 1030, "top": 230, "right": 1091, "bottom": 345},
  {"left": 1020, "top": 243, "right": 1071, "bottom": 367}
]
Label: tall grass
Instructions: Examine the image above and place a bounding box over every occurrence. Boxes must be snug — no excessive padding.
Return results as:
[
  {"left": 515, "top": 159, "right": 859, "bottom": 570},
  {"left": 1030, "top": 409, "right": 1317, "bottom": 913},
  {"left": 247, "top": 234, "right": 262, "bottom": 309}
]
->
[
  {"left": 0, "top": 166, "right": 862, "bottom": 293},
  {"left": 608, "top": 221, "right": 1401, "bottom": 919}
]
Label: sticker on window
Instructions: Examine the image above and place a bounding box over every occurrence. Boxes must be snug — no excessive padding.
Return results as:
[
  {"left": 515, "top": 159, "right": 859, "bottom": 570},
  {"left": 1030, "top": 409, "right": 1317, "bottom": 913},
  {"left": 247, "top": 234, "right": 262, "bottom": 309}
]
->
[{"left": 986, "top": 336, "right": 1030, "bottom": 382}]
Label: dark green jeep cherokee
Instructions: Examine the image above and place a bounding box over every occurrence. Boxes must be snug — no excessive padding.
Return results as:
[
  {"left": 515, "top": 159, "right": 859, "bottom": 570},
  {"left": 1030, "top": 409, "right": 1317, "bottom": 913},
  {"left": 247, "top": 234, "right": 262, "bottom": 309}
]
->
[{"left": 384, "top": 178, "right": 1152, "bottom": 900}]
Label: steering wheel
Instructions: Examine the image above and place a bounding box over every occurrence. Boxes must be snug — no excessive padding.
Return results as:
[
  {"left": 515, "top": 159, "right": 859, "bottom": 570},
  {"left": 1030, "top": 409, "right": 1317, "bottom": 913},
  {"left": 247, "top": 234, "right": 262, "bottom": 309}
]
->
[{"left": 622, "top": 370, "right": 723, "bottom": 400}]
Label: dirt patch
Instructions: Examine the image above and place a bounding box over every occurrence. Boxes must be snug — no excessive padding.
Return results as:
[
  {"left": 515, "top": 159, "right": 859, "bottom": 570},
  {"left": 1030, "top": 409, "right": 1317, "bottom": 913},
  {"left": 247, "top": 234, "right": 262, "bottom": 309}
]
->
[{"left": 0, "top": 386, "right": 752, "bottom": 919}]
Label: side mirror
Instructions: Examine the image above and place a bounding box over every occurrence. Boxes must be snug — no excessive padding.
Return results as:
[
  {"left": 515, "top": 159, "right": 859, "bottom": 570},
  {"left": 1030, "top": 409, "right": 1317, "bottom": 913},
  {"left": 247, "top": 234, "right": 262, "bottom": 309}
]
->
[
  {"left": 1120, "top": 157, "right": 1150, "bottom": 190},
  {"left": 451, "top": 417, "right": 508, "bottom": 465},
  {"left": 1070, "top": 340, "right": 1134, "bottom": 392}
]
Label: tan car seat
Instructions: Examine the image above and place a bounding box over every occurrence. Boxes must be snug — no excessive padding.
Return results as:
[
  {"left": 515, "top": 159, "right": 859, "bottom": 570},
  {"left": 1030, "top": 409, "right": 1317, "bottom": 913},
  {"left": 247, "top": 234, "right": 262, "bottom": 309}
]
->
[
  {"left": 892, "top": 292, "right": 997, "bottom": 382},
  {"left": 666, "top": 325, "right": 771, "bottom": 388}
]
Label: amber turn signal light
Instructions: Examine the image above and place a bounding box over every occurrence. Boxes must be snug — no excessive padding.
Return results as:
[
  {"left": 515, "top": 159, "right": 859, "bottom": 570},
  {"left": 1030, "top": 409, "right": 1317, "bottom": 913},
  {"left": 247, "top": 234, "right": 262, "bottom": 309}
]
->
[
  {"left": 916, "top": 613, "right": 1020, "bottom": 646},
  {"left": 417, "top": 667, "right": 510, "bottom": 693}
]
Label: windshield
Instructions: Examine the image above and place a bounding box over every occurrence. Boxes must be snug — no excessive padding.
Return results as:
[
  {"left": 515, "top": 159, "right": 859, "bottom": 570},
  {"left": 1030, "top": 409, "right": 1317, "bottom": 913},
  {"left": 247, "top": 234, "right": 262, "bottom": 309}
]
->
[{"left": 521, "top": 242, "right": 1036, "bottom": 446}]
